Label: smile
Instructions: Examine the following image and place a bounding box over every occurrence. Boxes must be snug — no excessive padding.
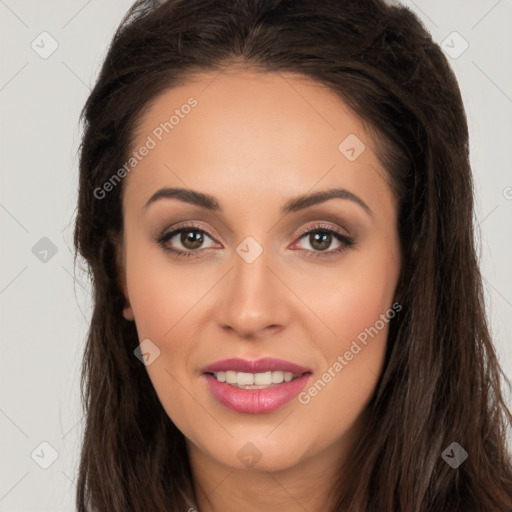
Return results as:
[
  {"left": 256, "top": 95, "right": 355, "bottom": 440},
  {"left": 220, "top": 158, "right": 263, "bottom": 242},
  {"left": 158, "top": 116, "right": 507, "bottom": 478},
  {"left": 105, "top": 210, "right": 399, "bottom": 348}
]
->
[{"left": 201, "top": 357, "right": 313, "bottom": 414}]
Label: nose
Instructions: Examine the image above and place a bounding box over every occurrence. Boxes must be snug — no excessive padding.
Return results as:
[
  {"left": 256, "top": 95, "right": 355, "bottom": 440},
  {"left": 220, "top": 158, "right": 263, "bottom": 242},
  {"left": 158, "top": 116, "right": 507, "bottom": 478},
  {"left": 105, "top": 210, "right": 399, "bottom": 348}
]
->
[{"left": 215, "top": 247, "right": 291, "bottom": 339}]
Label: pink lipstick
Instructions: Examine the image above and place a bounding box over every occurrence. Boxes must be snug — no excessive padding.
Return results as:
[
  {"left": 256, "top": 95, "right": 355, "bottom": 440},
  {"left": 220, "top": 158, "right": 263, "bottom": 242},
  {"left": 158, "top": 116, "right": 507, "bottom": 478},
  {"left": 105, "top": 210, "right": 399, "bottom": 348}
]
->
[{"left": 201, "top": 357, "right": 313, "bottom": 414}]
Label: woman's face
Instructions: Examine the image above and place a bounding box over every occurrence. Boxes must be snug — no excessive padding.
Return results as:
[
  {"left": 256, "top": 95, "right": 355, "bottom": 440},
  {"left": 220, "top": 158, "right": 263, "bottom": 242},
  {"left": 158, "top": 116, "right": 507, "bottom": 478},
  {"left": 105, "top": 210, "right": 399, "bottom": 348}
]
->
[{"left": 118, "top": 69, "right": 401, "bottom": 475}]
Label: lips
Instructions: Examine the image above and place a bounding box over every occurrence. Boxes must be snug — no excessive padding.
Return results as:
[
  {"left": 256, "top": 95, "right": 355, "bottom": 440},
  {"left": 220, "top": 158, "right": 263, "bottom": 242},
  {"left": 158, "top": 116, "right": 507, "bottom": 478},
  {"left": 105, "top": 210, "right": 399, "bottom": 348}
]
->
[
  {"left": 200, "top": 357, "right": 313, "bottom": 414},
  {"left": 201, "top": 357, "right": 312, "bottom": 375}
]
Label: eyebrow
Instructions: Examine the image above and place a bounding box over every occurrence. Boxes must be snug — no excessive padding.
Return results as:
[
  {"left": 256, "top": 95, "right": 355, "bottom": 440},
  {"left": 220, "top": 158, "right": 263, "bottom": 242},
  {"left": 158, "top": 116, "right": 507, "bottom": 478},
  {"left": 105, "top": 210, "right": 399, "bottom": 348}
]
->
[{"left": 143, "top": 186, "right": 373, "bottom": 217}]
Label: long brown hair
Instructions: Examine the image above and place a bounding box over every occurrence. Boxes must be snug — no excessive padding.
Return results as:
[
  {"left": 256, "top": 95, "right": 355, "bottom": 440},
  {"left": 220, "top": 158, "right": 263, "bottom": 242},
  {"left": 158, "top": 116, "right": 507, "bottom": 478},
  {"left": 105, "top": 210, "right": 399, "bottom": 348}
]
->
[{"left": 73, "top": 0, "right": 512, "bottom": 510}]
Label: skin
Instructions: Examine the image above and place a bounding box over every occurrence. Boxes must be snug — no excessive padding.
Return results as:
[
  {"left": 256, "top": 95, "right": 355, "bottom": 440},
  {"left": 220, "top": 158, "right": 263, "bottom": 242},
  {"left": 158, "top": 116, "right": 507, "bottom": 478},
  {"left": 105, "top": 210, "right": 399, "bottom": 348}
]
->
[{"left": 117, "top": 66, "right": 401, "bottom": 512}]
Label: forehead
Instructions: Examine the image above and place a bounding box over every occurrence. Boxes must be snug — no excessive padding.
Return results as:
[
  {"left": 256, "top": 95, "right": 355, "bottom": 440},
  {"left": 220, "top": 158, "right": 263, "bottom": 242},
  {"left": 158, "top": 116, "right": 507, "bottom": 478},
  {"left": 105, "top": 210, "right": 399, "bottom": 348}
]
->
[
  {"left": 123, "top": 69, "right": 391, "bottom": 213},
  {"left": 136, "top": 68, "right": 365, "bottom": 143}
]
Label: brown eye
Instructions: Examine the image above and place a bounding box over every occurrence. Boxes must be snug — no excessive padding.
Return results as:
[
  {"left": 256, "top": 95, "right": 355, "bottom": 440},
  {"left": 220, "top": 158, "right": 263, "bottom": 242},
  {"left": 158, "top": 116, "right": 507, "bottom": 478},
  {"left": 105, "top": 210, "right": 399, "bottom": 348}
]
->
[
  {"left": 157, "top": 224, "right": 216, "bottom": 257},
  {"left": 293, "top": 225, "right": 356, "bottom": 259},
  {"left": 180, "top": 229, "right": 204, "bottom": 250},
  {"left": 308, "top": 231, "right": 333, "bottom": 251}
]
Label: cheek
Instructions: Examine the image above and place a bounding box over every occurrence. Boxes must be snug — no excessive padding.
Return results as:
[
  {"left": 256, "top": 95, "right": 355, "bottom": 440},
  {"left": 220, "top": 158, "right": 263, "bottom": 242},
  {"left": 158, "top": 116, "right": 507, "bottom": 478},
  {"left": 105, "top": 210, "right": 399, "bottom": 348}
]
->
[
  {"left": 313, "top": 281, "right": 393, "bottom": 396},
  {"left": 324, "top": 275, "right": 394, "bottom": 348},
  {"left": 307, "top": 243, "right": 399, "bottom": 352},
  {"left": 124, "top": 243, "right": 204, "bottom": 430},
  {"left": 296, "top": 269, "right": 396, "bottom": 443},
  {"left": 305, "top": 239, "right": 399, "bottom": 396},
  {"left": 123, "top": 237, "right": 201, "bottom": 340}
]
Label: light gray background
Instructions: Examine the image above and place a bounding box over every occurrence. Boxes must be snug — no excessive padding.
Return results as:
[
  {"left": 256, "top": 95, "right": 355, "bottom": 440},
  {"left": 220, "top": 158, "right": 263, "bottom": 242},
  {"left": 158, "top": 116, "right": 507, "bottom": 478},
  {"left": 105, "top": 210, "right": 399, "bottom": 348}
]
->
[{"left": 1, "top": 0, "right": 511, "bottom": 510}]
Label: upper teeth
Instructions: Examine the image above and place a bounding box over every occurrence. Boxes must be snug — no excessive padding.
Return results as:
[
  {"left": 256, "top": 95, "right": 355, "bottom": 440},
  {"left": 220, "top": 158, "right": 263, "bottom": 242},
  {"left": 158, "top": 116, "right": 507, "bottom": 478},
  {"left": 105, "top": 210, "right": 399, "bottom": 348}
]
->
[{"left": 214, "top": 370, "right": 295, "bottom": 387}]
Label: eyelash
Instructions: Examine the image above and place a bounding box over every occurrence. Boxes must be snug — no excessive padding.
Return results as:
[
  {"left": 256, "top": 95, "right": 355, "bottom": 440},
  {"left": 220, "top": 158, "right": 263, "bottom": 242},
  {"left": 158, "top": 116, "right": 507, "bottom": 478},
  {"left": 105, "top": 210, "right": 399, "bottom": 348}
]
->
[{"left": 156, "top": 223, "right": 355, "bottom": 260}]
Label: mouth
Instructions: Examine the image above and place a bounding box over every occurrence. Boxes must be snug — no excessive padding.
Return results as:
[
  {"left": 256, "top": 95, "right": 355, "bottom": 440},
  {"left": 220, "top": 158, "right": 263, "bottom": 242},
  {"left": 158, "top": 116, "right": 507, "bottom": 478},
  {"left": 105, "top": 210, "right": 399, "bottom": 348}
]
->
[{"left": 200, "top": 357, "right": 313, "bottom": 414}]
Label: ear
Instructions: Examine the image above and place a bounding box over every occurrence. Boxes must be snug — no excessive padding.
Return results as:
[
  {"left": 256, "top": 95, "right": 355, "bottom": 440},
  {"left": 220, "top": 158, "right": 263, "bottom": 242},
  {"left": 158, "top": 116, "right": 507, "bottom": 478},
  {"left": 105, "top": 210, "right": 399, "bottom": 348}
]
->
[{"left": 111, "top": 231, "right": 134, "bottom": 321}]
